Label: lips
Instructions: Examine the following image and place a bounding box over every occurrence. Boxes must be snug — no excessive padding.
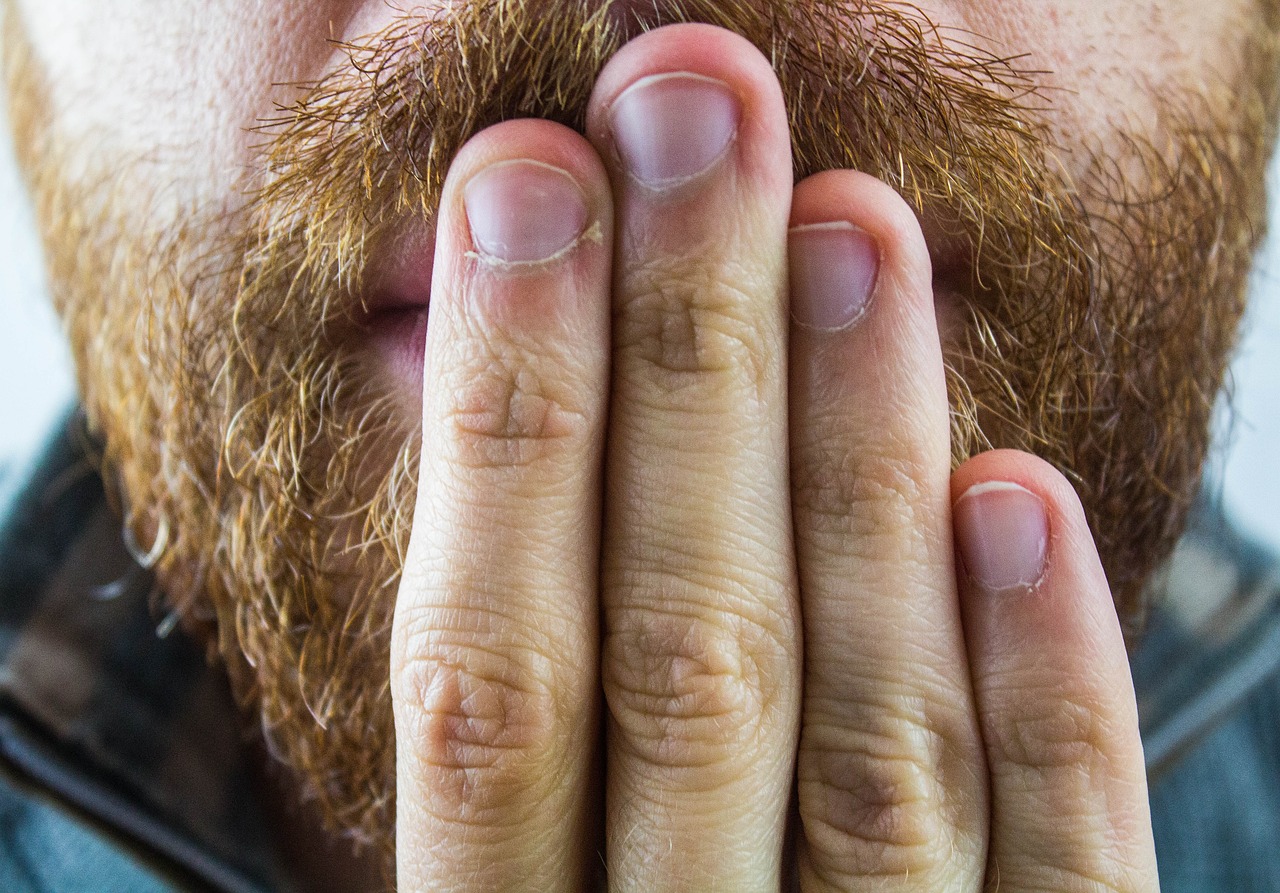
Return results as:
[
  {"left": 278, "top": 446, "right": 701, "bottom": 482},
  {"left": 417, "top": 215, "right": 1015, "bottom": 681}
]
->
[
  {"left": 362, "top": 220, "right": 437, "bottom": 317},
  {"left": 351, "top": 217, "right": 436, "bottom": 405},
  {"left": 354, "top": 192, "right": 974, "bottom": 406}
]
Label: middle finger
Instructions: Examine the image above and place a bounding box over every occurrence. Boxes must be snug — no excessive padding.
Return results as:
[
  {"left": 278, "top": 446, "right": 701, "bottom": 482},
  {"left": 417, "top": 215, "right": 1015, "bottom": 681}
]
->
[{"left": 586, "top": 25, "right": 800, "bottom": 892}]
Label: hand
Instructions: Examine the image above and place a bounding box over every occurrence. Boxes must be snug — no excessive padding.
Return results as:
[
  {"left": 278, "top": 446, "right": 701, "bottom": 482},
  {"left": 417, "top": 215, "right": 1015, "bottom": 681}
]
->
[{"left": 391, "top": 24, "right": 1159, "bottom": 892}]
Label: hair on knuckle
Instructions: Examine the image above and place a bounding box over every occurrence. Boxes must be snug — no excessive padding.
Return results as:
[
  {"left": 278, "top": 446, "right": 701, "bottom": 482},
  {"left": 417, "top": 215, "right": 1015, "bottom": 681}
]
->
[{"left": 603, "top": 606, "right": 788, "bottom": 775}]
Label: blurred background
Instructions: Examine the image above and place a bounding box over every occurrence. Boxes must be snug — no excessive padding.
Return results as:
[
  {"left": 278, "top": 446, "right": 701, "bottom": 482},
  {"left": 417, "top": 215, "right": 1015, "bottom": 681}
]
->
[{"left": 3, "top": 86, "right": 1280, "bottom": 556}]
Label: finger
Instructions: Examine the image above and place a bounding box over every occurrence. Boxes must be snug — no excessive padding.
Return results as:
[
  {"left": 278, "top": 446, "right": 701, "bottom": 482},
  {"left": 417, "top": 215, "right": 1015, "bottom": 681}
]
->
[
  {"left": 952, "top": 451, "right": 1159, "bottom": 892},
  {"left": 584, "top": 25, "right": 800, "bottom": 892},
  {"left": 391, "top": 119, "right": 611, "bottom": 892},
  {"left": 786, "top": 171, "right": 987, "bottom": 891}
]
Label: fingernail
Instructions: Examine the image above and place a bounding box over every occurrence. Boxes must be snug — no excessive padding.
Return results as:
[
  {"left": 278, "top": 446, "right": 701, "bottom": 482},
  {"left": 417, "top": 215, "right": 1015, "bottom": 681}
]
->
[
  {"left": 788, "top": 222, "right": 879, "bottom": 331},
  {"left": 464, "top": 160, "right": 590, "bottom": 264},
  {"left": 609, "top": 72, "right": 741, "bottom": 189},
  {"left": 954, "top": 481, "right": 1049, "bottom": 594}
]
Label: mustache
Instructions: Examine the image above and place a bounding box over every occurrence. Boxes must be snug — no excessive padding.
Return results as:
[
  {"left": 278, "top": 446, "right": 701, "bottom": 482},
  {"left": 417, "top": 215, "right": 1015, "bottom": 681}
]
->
[
  {"left": 241, "top": 0, "right": 1087, "bottom": 325},
  {"left": 219, "top": 0, "right": 1101, "bottom": 584}
]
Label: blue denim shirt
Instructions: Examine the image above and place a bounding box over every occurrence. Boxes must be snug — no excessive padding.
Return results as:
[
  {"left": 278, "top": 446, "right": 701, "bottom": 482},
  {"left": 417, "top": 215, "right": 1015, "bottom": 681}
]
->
[{"left": 1135, "top": 506, "right": 1280, "bottom": 891}]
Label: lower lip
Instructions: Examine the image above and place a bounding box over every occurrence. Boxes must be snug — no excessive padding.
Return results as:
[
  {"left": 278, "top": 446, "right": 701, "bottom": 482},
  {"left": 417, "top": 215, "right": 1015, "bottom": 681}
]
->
[
  {"left": 363, "top": 277, "right": 959, "bottom": 407},
  {"left": 365, "top": 306, "right": 429, "bottom": 402}
]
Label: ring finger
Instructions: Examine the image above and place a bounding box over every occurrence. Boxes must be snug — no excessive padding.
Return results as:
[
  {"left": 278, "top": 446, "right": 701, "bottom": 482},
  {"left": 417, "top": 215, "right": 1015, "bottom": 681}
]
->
[{"left": 787, "top": 171, "right": 988, "bottom": 891}]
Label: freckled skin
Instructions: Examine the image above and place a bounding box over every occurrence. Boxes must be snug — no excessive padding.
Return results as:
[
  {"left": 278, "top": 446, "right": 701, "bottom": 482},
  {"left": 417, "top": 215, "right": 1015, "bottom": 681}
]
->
[
  {"left": 952, "top": 1, "right": 1248, "bottom": 157},
  {"left": 6, "top": 0, "right": 1254, "bottom": 223}
]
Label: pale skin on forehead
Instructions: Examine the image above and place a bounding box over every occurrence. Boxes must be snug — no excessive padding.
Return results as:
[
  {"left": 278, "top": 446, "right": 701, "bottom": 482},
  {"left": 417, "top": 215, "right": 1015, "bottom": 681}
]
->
[{"left": 5, "top": 0, "right": 1259, "bottom": 218}]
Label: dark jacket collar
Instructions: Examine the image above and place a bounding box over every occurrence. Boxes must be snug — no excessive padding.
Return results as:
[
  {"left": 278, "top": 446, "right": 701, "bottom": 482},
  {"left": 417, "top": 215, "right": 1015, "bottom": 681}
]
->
[{"left": 0, "top": 410, "right": 285, "bottom": 893}]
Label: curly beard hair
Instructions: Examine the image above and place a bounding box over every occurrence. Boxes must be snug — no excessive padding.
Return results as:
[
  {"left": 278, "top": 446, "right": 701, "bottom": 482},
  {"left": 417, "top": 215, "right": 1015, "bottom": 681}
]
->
[{"left": 7, "top": 0, "right": 1279, "bottom": 869}]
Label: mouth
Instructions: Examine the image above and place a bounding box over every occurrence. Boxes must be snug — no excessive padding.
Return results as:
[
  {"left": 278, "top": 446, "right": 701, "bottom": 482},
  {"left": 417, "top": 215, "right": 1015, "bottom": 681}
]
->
[
  {"left": 356, "top": 221, "right": 436, "bottom": 405},
  {"left": 354, "top": 190, "right": 976, "bottom": 408},
  {"left": 364, "top": 305, "right": 430, "bottom": 401},
  {"left": 918, "top": 215, "right": 978, "bottom": 342}
]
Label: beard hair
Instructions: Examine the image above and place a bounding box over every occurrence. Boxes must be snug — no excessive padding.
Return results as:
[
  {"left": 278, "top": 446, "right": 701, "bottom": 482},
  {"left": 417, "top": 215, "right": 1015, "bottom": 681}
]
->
[{"left": 7, "top": 0, "right": 1279, "bottom": 869}]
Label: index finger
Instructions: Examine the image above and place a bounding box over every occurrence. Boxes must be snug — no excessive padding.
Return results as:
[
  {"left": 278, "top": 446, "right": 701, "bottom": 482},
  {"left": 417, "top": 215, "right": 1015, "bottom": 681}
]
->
[{"left": 391, "top": 119, "right": 612, "bottom": 891}]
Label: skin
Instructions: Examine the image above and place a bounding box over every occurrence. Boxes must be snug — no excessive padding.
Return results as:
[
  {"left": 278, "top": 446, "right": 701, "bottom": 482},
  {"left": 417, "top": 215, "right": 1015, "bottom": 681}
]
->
[
  {"left": 6, "top": 0, "right": 1251, "bottom": 228},
  {"left": 387, "top": 27, "right": 1156, "bottom": 889},
  {"left": 7, "top": 0, "right": 1265, "bottom": 889}
]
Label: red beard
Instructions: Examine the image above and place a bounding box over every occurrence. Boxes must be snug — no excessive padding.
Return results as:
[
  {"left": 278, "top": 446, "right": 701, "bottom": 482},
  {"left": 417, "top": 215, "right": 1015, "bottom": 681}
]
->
[{"left": 8, "top": 0, "right": 1278, "bottom": 868}]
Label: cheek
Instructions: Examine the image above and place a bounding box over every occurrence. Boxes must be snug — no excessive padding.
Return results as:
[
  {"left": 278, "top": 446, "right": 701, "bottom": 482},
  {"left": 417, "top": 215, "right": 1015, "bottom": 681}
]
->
[
  {"left": 925, "top": 0, "right": 1256, "bottom": 172},
  {"left": 9, "top": 0, "right": 361, "bottom": 215}
]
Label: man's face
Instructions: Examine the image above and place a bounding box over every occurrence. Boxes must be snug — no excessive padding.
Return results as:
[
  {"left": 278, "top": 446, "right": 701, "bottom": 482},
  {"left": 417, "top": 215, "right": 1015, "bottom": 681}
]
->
[{"left": 5, "top": 0, "right": 1278, "bottom": 856}]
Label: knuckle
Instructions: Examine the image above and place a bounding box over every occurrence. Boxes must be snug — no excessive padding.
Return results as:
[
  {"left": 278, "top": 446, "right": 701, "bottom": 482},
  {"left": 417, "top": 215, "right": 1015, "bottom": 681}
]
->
[
  {"left": 618, "top": 259, "right": 776, "bottom": 402},
  {"left": 981, "top": 686, "right": 1150, "bottom": 893},
  {"left": 793, "top": 439, "right": 932, "bottom": 554},
  {"left": 799, "top": 725, "right": 964, "bottom": 883},
  {"left": 443, "top": 354, "right": 591, "bottom": 471},
  {"left": 987, "top": 691, "right": 1111, "bottom": 774},
  {"left": 393, "top": 636, "right": 565, "bottom": 824},
  {"left": 603, "top": 603, "right": 790, "bottom": 773}
]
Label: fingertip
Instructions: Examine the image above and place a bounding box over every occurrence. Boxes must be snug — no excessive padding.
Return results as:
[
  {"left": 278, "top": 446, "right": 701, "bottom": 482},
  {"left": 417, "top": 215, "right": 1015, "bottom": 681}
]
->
[
  {"left": 439, "top": 119, "right": 611, "bottom": 258},
  {"left": 951, "top": 449, "right": 1078, "bottom": 516},
  {"left": 790, "top": 170, "right": 932, "bottom": 301},
  {"left": 584, "top": 23, "right": 790, "bottom": 200},
  {"left": 951, "top": 449, "right": 1103, "bottom": 597},
  {"left": 952, "top": 478, "right": 1050, "bottom": 596},
  {"left": 785, "top": 169, "right": 947, "bottom": 432},
  {"left": 428, "top": 119, "right": 614, "bottom": 334},
  {"left": 446, "top": 118, "right": 611, "bottom": 207},
  {"left": 952, "top": 449, "right": 1127, "bottom": 690}
]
